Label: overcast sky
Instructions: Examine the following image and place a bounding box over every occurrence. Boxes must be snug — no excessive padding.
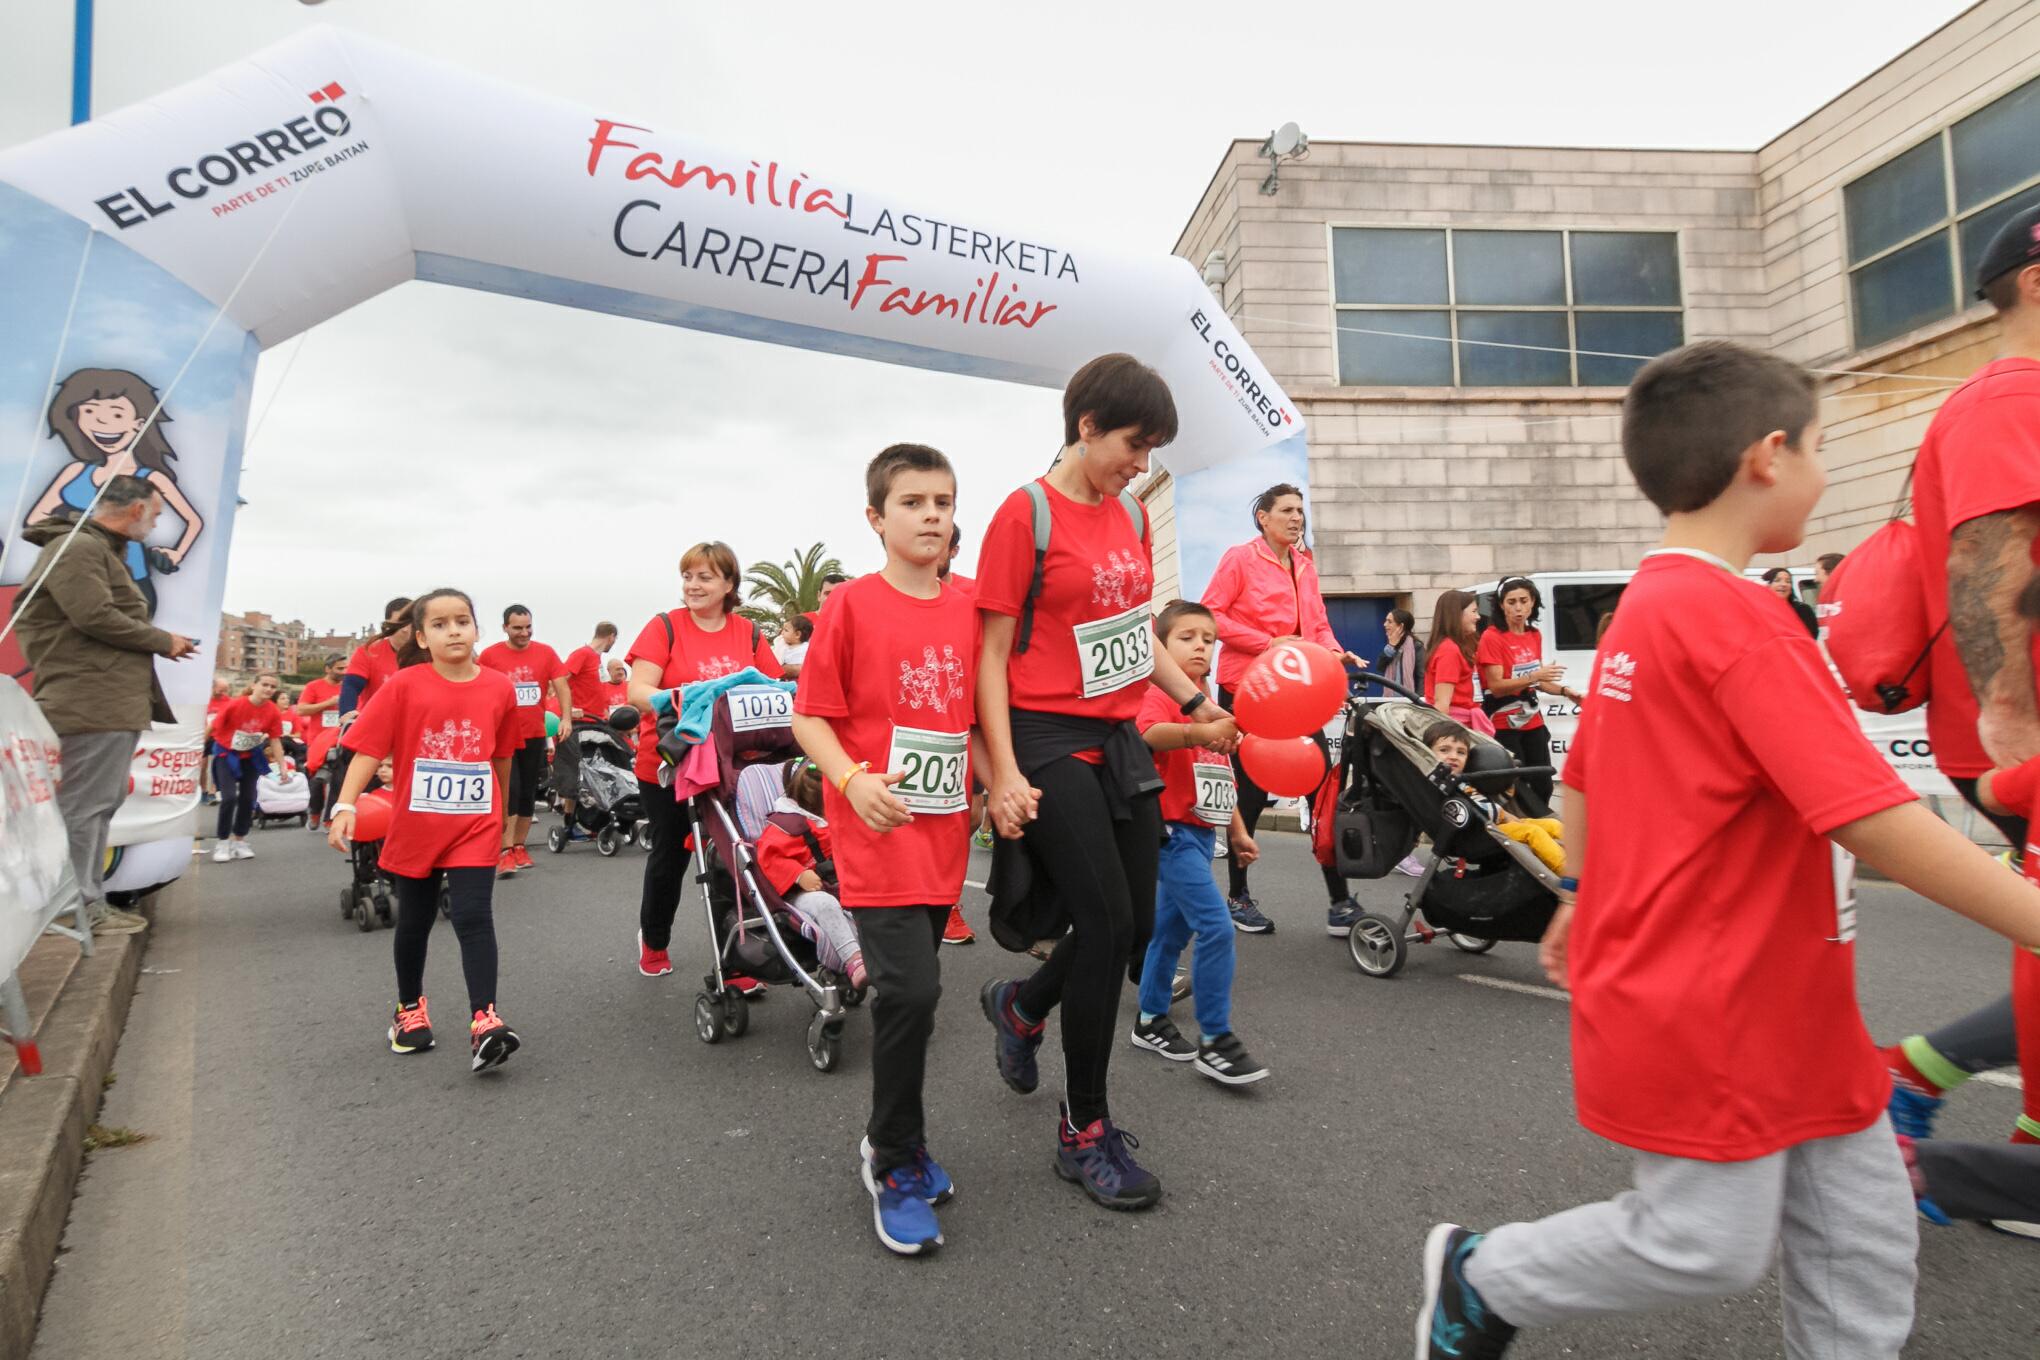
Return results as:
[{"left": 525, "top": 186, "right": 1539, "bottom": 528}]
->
[{"left": 1, "top": 0, "right": 1972, "bottom": 652}]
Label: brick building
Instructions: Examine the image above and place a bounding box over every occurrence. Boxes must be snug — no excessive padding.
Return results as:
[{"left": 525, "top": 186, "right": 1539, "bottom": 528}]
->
[
  {"left": 1148, "top": 0, "right": 2040, "bottom": 648},
  {"left": 215, "top": 611, "right": 311, "bottom": 679}
]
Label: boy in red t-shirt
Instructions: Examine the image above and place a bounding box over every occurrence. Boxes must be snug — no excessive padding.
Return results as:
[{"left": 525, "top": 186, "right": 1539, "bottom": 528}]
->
[
  {"left": 792, "top": 443, "right": 982, "bottom": 1257},
  {"left": 1419, "top": 342, "right": 2040, "bottom": 1359},
  {"left": 1128, "top": 601, "right": 1265, "bottom": 1085}
]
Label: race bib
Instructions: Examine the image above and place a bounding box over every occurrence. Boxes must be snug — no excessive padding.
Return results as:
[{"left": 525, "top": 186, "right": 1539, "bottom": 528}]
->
[
  {"left": 887, "top": 726, "right": 968, "bottom": 814},
  {"left": 728, "top": 685, "right": 793, "bottom": 733},
  {"left": 230, "top": 730, "right": 265, "bottom": 752},
  {"left": 1830, "top": 842, "right": 1858, "bottom": 944},
  {"left": 514, "top": 681, "right": 541, "bottom": 707},
  {"left": 1192, "top": 760, "right": 1237, "bottom": 828},
  {"left": 1073, "top": 604, "right": 1155, "bottom": 700},
  {"left": 321, "top": 710, "right": 340, "bottom": 729},
  {"left": 410, "top": 759, "right": 493, "bottom": 816}
]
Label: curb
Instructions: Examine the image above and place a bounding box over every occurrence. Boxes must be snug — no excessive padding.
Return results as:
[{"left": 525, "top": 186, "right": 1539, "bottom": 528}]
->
[{"left": 0, "top": 892, "right": 156, "bottom": 1360}]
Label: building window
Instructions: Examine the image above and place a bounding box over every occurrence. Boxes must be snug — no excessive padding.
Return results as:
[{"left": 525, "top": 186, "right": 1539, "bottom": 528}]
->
[
  {"left": 1331, "top": 227, "right": 1683, "bottom": 387},
  {"left": 1843, "top": 73, "right": 2040, "bottom": 351}
]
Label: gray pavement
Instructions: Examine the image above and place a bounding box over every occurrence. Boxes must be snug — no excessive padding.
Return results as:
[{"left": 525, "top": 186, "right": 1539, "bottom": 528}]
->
[{"left": 31, "top": 819, "right": 2035, "bottom": 1359}]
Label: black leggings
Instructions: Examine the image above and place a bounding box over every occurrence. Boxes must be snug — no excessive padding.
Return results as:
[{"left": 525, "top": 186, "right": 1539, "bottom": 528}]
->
[
  {"left": 1217, "top": 686, "right": 1346, "bottom": 904},
  {"left": 1493, "top": 724, "right": 1555, "bottom": 810},
  {"left": 1013, "top": 757, "right": 1161, "bottom": 1128},
  {"left": 213, "top": 755, "right": 260, "bottom": 838},
  {"left": 638, "top": 778, "right": 693, "bottom": 951},
  {"left": 507, "top": 736, "right": 547, "bottom": 819},
  {"left": 391, "top": 865, "right": 498, "bottom": 1014}
]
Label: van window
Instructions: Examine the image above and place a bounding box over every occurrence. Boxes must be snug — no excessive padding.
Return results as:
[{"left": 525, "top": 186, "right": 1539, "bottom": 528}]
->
[{"left": 1551, "top": 583, "right": 1626, "bottom": 651}]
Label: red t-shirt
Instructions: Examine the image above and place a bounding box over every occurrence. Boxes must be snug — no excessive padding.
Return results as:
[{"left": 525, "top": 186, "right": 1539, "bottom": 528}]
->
[
  {"left": 298, "top": 678, "right": 342, "bottom": 766},
  {"left": 975, "top": 480, "right": 1154, "bottom": 722},
  {"left": 794, "top": 573, "right": 978, "bottom": 907},
  {"left": 339, "top": 666, "right": 522, "bottom": 878},
  {"left": 624, "top": 611, "right": 781, "bottom": 782},
  {"left": 478, "top": 641, "right": 568, "bottom": 742},
  {"left": 344, "top": 638, "right": 401, "bottom": 710},
  {"left": 1562, "top": 551, "right": 1913, "bottom": 1161},
  {"left": 946, "top": 572, "right": 976, "bottom": 599},
  {"left": 756, "top": 816, "right": 836, "bottom": 897},
  {"left": 1424, "top": 643, "right": 1479, "bottom": 717},
  {"left": 1475, "top": 625, "right": 1547, "bottom": 732},
  {"left": 210, "top": 696, "right": 282, "bottom": 753},
  {"left": 1911, "top": 358, "right": 2040, "bottom": 778},
  {"left": 564, "top": 645, "right": 608, "bottom": 719},
  {"left": 1136, "top": 684, "right": 1236, "bottom": 828}
]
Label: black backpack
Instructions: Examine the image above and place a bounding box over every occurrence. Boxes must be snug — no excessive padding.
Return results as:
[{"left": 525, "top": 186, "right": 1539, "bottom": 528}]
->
[{"left": 1014, "top": 481, "right": 1148, "bottom": 654}]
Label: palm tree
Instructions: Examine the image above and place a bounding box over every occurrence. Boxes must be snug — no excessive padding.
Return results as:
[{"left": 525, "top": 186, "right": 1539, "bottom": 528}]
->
[{"left": 740, "top": 542, "right": 842, "bottom": 635}]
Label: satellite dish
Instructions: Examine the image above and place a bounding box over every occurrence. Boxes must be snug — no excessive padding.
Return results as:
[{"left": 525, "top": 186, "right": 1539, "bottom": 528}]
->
[{"left": 1270, "top": 122, "right": 1304, "bottom": 157}]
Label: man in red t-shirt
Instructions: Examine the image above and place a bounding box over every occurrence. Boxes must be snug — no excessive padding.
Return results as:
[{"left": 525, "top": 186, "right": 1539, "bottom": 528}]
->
[
  {"left": 1875, "top": 204, "right": 2040, "bottom": 1211},
  {"left": 477, "top": 604, "right": 571, "bottom": 874},
  {"left": 1419, "top": 340, "right": 2040, "bottom": 1359},
  {"left": 297, "top": 656, "right": 347, "bottom": 828}
]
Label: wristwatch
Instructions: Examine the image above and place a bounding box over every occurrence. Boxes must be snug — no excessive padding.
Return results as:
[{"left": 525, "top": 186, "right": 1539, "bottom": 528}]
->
[{"left": 1179, "top": 692, "right": 1209, "bottom": 717}]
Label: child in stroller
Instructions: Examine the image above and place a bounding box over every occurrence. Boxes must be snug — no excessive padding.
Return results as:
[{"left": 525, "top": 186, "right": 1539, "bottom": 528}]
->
[
  {"left": 1422, "top": 720, "right": 1566, "bottom": 873},
  {"left": 751, "top": 759, "right": 868, "bottom": 991},
  {"left": 340, "top": 757, "right": 397, "bottom": 932}
]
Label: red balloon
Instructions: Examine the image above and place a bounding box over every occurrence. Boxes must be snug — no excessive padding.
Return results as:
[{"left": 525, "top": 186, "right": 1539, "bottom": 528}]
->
[
  {"left": 1233, "top": 640, "right": 1347, "bottom": 739},
  {"left": 351, "top": 789, "right": 394, "bottom": 844},
  {"left": 1239, "top": 734, "right": 1329, "bottom": 798}
]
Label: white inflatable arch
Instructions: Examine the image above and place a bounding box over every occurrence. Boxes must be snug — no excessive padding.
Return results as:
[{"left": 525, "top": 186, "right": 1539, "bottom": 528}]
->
[{"left": 0, "top": 25, "right": 1306, "bottom": 895}]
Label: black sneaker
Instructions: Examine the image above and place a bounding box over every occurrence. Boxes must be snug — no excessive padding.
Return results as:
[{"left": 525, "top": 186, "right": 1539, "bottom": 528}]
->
[
  {"left": 1228, "top": 895, "right": 1274, "bottom": 934},
  {"left": 1327, "top": 898, "right": 1363, "bottom": 937},
  {"left": 1055, "top": 1103, "right": 1161, "bottom": 1211},
  {"left": 1129, "top": 1014, "right": 1196, "bottom": 1061},
  {"left": 1417, "top": 1224, "right": 1516, "bottom": 1358},
  {"left": 980, "top": 979, "right": 1045, "bottom": 1094},
  {"left": 1194, "top": 1031, "right": 1269, "bottom": 1086}
]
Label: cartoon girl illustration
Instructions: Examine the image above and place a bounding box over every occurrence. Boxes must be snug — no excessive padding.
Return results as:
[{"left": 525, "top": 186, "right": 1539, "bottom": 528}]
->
[{"left": 26, "top": 367, "right": 205, "bottom": 615}]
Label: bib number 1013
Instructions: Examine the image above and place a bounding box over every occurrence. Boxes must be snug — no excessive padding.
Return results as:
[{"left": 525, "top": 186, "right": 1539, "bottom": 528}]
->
[
  {"left": 728, "top": 685, "right": 793, "bottom": 733},
  {"left": 411, "top": 759, "right": 492, "bottom": 815}
]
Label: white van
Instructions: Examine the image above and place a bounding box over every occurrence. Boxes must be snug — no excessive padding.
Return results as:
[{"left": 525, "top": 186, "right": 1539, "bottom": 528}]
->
[{"left": 1465, "top": 569, "right": 1951, "bottom": 798}]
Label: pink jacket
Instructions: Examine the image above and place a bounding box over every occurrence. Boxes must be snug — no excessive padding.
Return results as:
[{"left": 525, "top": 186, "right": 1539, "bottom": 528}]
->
[{"left": 1201, "top": 538, "right": 1341, "bottom": 690}]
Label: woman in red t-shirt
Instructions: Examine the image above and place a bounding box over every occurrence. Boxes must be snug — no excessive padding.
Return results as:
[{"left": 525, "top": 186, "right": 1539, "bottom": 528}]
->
[
  {"left": 1474, "top": 576, "right": 1583, "bottom": 806},
  {"left": 208, "top": 672, "right": 287, "bottom": 859},
  {"left": 975, "top": 354, "right": 1238, "bottom": 1213},
  {"left": 625, "top": 541, "right": 782, "bottom": 978},
  {"left": 1424, "top": 590, "right": 1487, "bottom": 730},
  {"left": 330, "top": 589, "right": 524, "bottom": 1074}
]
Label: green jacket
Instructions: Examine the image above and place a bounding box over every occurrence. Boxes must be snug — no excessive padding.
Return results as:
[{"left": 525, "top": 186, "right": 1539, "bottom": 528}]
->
[{"left": 15, "top": 519, "right": 177, "bottom": 736}]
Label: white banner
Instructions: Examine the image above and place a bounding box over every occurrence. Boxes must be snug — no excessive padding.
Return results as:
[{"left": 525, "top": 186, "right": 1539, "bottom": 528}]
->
[
  {"left": 108, "top": 720, "right": 204, "bottom": 847},
  {"left": 0, "top": 678, "right": 80, "bottom": 978}
]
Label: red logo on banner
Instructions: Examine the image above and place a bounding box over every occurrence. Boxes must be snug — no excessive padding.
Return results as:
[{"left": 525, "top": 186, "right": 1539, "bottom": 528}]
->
[{"left": 308, "top": 82, "right": 346, "bottom": 103}]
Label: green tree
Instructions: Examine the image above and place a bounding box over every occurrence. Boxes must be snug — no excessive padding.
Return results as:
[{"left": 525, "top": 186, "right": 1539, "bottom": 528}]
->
[{"left": 739, "top": 542, "right": 843, "bottom": 635}]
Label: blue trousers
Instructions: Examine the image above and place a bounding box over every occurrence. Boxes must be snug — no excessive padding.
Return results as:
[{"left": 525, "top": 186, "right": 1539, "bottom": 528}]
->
[{"left": 1137, "top": 822, "right": 1235, "bottom": 1036}]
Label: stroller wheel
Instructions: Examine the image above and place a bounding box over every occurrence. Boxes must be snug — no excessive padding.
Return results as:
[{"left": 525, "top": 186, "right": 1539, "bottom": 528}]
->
[
  {"left": 354, "top": 889, "right": 376, "bottom": 934},
  {"left": 340, "top": 886, "right": 355, "bottom": 921},
  {"left": 1448, "top": 933, "right": 1497, "bottom": 955},
  {"left": 374, "top": 886, "right": 395, "bottom": 928},
  {"left": 634, "top": 821, "right": 652, "bottom": 852},
  {"left": 1348, "top": 912, "right": 1407, "bottom": 978},
  {"left": 841, "top": 984, "right": 866, "bottom": 1009},
  {"left": 722, "top": 990, "right": 751, "bottom": 1038},
  {"left": 807, "top": 1015, "right": 843, "bottom": 1073},
  {"left": 693, "top": 993, "right": 727, "bottom": 1044},
  {"left": 547, "top": 825, "right": 568, "bottom": 854},
  {"left": 596, "top": 826, "right": 621, "bottom": 857}
]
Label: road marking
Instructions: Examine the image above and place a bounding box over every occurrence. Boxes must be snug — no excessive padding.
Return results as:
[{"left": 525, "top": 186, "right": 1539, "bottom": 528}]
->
[
  {"left": 965, "top": 879, "right": 985, "bottom": 891},
  {"left": 1459, "top": 974, "right": 1570, "bottom": 1002},
  {"left": 1454, "top": 975, "right": 2027, "bottom": 1093}
]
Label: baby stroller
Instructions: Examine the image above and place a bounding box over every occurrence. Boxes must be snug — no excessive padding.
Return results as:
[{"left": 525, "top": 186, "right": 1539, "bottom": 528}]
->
[
  {"left": 340, "top": 824, "right": 395, "bottom": 933},
  {"left": 254, "top": 764, "right": 311, "bottom": 829},
  {"left": 665, "top": 685, "right": 862, "bottom": 1073},
  {"left": 545, "top": 707, "right": 645, "bottom": 857},
  {"left": 1327, "top": 675, "right": 1565, "bottom": 978}
]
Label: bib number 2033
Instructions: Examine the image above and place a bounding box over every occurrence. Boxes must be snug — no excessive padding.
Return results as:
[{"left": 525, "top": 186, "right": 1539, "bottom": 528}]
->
[
  {"left": 1073, "top": 604, "right": 1155, "bottom": 700},
  {"left": 888, "top": 727, "right": 968, "bottom": 814},
  {"left": 411, "top": 759, "right": 492, "bottom": 815},
  {"left": 1193, "top": 762, "right": 1237, "bottom": 827}
]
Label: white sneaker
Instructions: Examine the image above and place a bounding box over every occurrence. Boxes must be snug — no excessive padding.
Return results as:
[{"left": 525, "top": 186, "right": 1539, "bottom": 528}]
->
[
  {"left": 229, "top": 841, "right": 255, "bottom": 860},
  {"left": 212, "top": 842, "right": 232, "bottom": 863},
  {"left": 1990, "top": 1219, "right": 2040, "bottom": 1239}
]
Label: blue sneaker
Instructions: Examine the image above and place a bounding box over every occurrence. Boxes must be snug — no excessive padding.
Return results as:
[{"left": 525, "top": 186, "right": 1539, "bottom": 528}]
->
[
  {"left": 1228, "top": 895, "right": 1273, "bottom": 934},
  {"left": 860, "top": 1136, "right": 955, "bottom": 1205},
  {"left": 860, "top": 1156, "right": 943, "bottom": 1256},
  {"left": 1887, "top": 1084, "right": 1943, "bottom": 1141},
  {"left": 1418, "top": 1224, "right": 1516, "bottom": 1358},
  {"left": 1054, "top": 1103, "right": 1161, "bottom": 1211},
  {"left": 1326, "top": 898, "right": 1363, "bottom": 938},
  {"left": 980, "top": 979, "right": 1044, "bottom": 1095}
]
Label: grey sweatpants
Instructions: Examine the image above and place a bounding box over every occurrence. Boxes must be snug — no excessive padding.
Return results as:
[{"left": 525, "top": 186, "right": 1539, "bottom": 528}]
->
[
  {"left": 1466, "top": 1115, "right": 1917, "bottom": 1359},
  {"left": 55, "top": 730, "right": 139, "bottom": 907}
]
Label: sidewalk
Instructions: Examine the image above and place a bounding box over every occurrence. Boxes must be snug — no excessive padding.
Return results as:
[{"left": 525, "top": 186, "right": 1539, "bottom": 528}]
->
[{"left": 0, "top": 890, "right": 159, "bottom": 1360}]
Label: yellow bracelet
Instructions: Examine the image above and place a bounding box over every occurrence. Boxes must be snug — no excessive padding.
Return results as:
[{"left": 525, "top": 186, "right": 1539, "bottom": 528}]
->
[{"left": 835, "top": 761, "right": 870, "bottom": 795}]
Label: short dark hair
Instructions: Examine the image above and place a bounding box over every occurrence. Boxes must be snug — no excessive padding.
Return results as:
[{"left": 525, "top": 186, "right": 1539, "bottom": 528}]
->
[
  {"left": 1386, "top": 607, "right": 1415, "bottom": 635},
  {"left": 820, "top": 572, "right": 849, "bottom": 587},
  {"left": 503, "top": 604, "right": 531, "bottom": 625},
  {"left": 1063, "top": 353, "right": 1178, "bottom": 448},
  {"left": 382, "top": 596, "right": 412, "bottom": 622},
  {"left": 786, "top": 614, "right": 814, "bottom": 642},
  {"left": 93, "top": 473, "right": 158, "bottom": 512},
  {"left": 1984, "top": 267, "right": 2028, "bottom": 314},
  {"left": 1421, "top": 719, "right": 1472, "bottom": 750},
  {"left": 593, "top": 620, "right": 617, "bottom": 640},
  {"left": 1621, "top": 341, "right": 1818, "bottom": 516},
  {"left": 1252, "top": 483, "right": 1304, "bottom": 530},
  {"left": 1496, "top": 576, "right": 1544, "bottom": 628},
  {"left": 1816, "top": 552, "right": 1844, "bottom": 573},
  {"left": 1153, "top": 599, "right": 1214, "bottom": 637},
  {"left": 1760, "top": 566, "right": 1792, "bottom": 586},
  {"left": 865, "top": 442, "right": 956, "bottom": 512}
]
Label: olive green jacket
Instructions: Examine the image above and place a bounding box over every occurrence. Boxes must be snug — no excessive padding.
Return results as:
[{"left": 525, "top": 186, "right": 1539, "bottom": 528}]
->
[{"left": 15, "top": 519, "right": 177, "bottom": 736}]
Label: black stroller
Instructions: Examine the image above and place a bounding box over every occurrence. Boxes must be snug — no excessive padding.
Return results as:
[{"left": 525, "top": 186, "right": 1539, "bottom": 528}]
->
[
  {"left": 660, "top": 686, "right": 864, "bottom": 1072},
  {"left": 545, "top": 707, "right": 645, "bottom": 857},
  {"left": 1327, "top": 676, "right": 1566, "bottom": 978}
]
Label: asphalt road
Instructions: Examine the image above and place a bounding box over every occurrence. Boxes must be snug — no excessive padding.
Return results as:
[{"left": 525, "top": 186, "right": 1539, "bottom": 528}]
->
[{"left": 31, "top": 817, "right": 2035, "bottom": 1360}]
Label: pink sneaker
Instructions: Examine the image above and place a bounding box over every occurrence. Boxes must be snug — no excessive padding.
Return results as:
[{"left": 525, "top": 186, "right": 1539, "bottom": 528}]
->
[{"left": 847, "top": 954, "right": 869, "bottom": 991}]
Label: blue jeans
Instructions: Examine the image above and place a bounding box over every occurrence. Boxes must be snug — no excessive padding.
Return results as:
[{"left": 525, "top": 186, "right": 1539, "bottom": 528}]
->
[{"left": 1137, "top": 822, "right": 1235, "bottom": 1036}]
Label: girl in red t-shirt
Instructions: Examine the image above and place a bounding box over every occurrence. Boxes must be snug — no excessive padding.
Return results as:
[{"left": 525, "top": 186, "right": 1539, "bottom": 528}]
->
[
  {"left": 974, "top": 354, "right": 1238, "bottom": 1214},
  {"left": 208, "top": 673, "right": 286, "bottom": 860},
  {"left": 624, "top": 541, "right": 782, "bottom": 978},
  {"left": 1474, "top": 577, "right": 1584, "bottom": 806},
  {"left": 1423, "top": 590, "right": 1487, "bottom": 731},
  {"left": 330, "top": 589, "right": 524, "bottom": 1074}
]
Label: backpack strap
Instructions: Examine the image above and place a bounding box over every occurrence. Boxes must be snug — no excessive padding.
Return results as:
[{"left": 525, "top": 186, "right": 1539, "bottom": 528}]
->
[
  {"left": 659, "top": 610, "right": 674, "bottom": 647},
  {"left": 1016, "top": 483, "right": 1149, "bottom": 656}
]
